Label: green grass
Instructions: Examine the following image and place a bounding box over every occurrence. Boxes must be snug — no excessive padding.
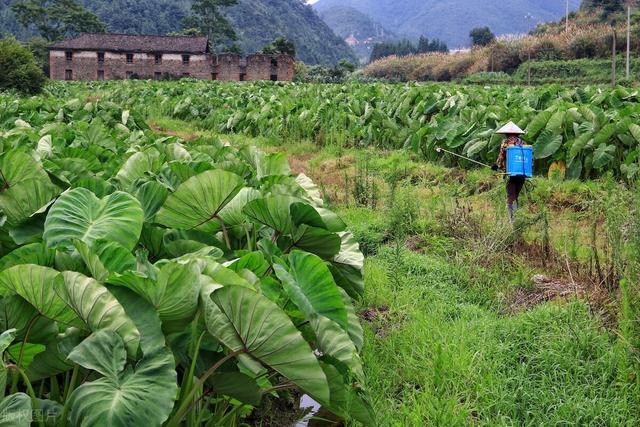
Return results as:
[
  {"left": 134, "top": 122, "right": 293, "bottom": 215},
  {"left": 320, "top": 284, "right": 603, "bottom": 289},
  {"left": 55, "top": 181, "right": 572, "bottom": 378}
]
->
[{"left": 359, "top": 247, "right": 639, "bottom": 426}]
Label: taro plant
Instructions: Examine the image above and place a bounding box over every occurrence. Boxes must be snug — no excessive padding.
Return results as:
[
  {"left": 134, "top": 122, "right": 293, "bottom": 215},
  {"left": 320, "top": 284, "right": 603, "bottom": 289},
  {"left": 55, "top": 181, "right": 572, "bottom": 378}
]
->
[{"left": 0, "top": 97, "right": 374, "bottom": 426}]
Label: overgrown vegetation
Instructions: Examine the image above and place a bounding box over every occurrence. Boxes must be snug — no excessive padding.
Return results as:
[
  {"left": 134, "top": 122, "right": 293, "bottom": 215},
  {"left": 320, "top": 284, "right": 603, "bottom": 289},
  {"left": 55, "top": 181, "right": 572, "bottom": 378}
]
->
[
  {"left": 0, "top": 85, "right": 371, "bottom": 425},
  {"left": 0, "top": 37, "right": 46, "bottom": 94},
  {"left": 365, "top": 14, "right": 634, "bottom": 82}
]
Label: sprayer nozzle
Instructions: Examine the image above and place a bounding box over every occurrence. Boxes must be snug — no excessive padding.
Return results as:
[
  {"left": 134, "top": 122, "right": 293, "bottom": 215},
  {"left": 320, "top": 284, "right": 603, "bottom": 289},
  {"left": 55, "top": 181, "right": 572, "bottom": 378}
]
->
[{"left": 435, "top": 147, "right": 442, "bottom": 153}]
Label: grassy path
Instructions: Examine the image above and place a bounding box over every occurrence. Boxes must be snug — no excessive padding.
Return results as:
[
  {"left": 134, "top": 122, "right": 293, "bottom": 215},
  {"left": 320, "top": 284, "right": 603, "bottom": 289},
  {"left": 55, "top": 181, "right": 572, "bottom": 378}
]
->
[{"left": 148, "top": 116, "right": 640, "bottom": 426}]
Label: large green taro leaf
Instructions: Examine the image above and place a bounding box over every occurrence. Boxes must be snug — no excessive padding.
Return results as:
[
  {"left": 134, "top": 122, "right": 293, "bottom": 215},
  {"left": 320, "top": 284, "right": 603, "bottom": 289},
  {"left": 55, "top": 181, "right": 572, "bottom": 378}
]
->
[
  {"left": 275, "top": 251, "right": 348, "bottom": 331},
  {"left": 74, "top": 239, "right": 136, "bottom": 283},
  {"left": 58, "top": 272, "right": 141, "bottom": 356},
  {"left": 0, "top": 151, "right": 60, "bottom": 227},
  {"left": 242, "top": 196, "right": 296, "bottom": 235},
  {"left": 0, "top": 265, "right": 81, "bottom": 328},
  {"left": 0, "top": 243, "right": 55, "bottom": 272},
  {"left": 218, "top": 187, "right": 261, "bottom": 227},
  {"left": 0, "top": 393, "right": 32, "bottom": 427},
  {"left": 156, "top": 170, "right": 244, "bottom": 232},
  {"left": 43, "top": 188, "right": 143, "bottom": 251},
  {"left": 108, "top": 261, "right": 201, "bottom": 324},
  {"left": 329, "top": 232, "right": 365, "bottom": 299},
  {"left": 319, "top": 362, "right": 375, "bottom": 427},
  {"left": 67, "top": 331, "right": 177, "bottom": 427},
  {"left": 203, "top": 285, "right": 329, "bottom": 403}
]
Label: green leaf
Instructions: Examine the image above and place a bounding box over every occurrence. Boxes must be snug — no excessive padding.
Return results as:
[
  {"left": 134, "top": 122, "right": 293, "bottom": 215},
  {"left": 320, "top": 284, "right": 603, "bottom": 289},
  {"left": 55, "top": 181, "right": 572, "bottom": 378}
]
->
[
  {"left": 629, "top": 123, "right": 640, "bottom": 144},
  {"left": 0, "top": 393, "right": 32, "bottom": 427},
  {"left": 243, "top": 196, "right": 295, "bottom": 235},
  {"left": 68, "top": 330, "right": 125, "bottom": 378},
  {"left": 75, "top": 239, "right": 136, "bottom": 282},
  {"left": 525, "top": 111, "right": 552, "bottom": 139},
  {"left": 274, "top": 251, "right": 347, "bottom": 331},
  {"left": 68, "top": 331, "right": 177, "bottom": 427},
  {"left": 0, "top": 243, "right": 54, "bottom": 272},
  {"left": 319, "top": 363, "right": 375, "bottom": 426},
  {"left": 134, "top": 181, "right": 169, "bottom": 222},
  {"left": 7, "top": 343, "right": 46, "bottom": 369},
  {"left": 203, "top": 285, "right": 329, "bottom": 402},
  {"left": 593, "top": 123, "right": 617, "bottom": 146},
  {"left": 310, "top": 315, "right": 363, "bottom": 379},
  {"left": 292, "top": 226, "right": 342, "bottom": 259},
  {"left": 545, "top": 111, "right": 565, "bottom": 134},
  {"left": 329, "top": 233, "right": 365, "bottom": 299},
  {"left": 592, "top": 144, "right": 616, "bottom": 169},
  {"left": 115, "top": 150, "right": 160, "bottom": 189},
  {"left": 156, "top": 170, "right": 244, "bottom": 232},
  {"left": 0, "top": 265, "right": 81, "bottom": 327},
  {"left": 534, "top": 131, "right": 563, "bottom": 159},
  {"left": 44, "top": 188, "right": 144, "bottom": 251},
  {"left": 218, "top": 187, "right": 261, "bottom": 227},
  {"left": 0, "top": 178, "right": 59, "bottom": 228},
  {"left": 58, "top": 271, "right": 141, "bottom": 356}
]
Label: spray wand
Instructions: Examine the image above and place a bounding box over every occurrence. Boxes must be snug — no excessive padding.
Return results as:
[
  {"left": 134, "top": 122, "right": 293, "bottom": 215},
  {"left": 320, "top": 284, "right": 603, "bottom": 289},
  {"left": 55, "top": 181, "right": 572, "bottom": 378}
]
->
[{"left": 435, "top": 147, "right": 508, "bottom": 175}]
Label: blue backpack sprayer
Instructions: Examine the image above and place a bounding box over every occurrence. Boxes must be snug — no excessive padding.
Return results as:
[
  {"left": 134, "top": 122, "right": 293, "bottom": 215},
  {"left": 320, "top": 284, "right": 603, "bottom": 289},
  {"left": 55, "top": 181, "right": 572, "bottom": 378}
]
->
[{"left": 435, "top": 121, "right": 533, "bottom": 222}]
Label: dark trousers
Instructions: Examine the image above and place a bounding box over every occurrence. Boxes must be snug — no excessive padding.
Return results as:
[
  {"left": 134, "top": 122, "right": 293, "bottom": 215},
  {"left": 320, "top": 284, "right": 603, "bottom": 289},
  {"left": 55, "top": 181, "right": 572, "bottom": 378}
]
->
[{"left": 506, "top": 175, "right": 525, "bottom": 206}]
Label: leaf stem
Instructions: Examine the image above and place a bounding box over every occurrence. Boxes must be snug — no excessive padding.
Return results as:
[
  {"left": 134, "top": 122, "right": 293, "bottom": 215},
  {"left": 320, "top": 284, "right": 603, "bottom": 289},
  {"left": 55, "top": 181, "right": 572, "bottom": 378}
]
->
[
  {"left": 60, "top": 364, "right": 79, "bottom": 427},
  {"left": 166, "top": 348, "right": 247, "bottom": 427},
  {"left": 11, "top": 314, "right": 40, "bottom": 394},
  {"left": 215, "top": 215, "right": 232, "bottom": 250},
  {"left": 7, "top": 364, "right": 44, "bottom": 427}
]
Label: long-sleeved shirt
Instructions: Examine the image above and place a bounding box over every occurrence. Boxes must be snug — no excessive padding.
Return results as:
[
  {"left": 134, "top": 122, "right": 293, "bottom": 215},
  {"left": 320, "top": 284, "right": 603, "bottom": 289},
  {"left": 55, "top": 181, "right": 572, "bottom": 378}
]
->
[{"left": 496, "top": 136, "right": 524, "bottom": 170}]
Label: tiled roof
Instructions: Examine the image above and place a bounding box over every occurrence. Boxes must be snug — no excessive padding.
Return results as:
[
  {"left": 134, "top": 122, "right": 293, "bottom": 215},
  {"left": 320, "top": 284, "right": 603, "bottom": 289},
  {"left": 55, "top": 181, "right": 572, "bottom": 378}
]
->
[{"left": 49, "top": 33, "right": 209, "bottom": 54}]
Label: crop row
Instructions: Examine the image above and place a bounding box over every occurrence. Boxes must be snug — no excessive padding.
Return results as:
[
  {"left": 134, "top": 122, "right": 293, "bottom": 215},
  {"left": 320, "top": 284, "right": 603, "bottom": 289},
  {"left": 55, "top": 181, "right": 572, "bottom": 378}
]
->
[{"left": 56, "top": 80, "right": 640, "bottom": 181}]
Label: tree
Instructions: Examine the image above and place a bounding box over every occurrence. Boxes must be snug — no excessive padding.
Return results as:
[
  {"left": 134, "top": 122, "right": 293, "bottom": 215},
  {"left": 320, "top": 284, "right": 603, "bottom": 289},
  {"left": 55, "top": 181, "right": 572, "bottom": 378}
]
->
[
  {"left": 11, "top": 0, "right": 106, "bottom": 42},
  {"left": 369, "top": 39, "right": 417, "bottom": 62},
  {"left": 469, "top": 26, "right": 496, "bottom": 47},
  {"left": 0, "top": 37, "right": 46, "bottom": 94},
  {"left": 167, "top": 28, "right": 205, "bottom": 37},
  {"left": 182, "top": 0, "right": 238, "bottom": 52},
  {"left": 417, "top": 36, "right": 430, "bottom": 53},
  {"left": 262, "top": 37, "right": 296, "bottom": 57}
]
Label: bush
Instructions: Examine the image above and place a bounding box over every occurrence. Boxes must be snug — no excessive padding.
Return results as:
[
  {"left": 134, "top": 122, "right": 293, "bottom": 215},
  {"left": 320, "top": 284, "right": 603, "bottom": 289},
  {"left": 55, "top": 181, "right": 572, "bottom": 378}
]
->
[{"left": 0, "top": 37, "right": 46, "bottom": 94}]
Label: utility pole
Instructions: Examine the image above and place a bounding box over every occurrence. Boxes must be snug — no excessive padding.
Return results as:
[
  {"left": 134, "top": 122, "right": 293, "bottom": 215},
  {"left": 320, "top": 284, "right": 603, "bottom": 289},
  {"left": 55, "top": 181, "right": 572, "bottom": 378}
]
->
[
  {"left": 566, "top": 0, "right": 570, "bottom": 32},
  {"left": 626, "top": 0, "right": 633, "bottom": 80},
  {"left": 613, "top": 28, "right": 618, "bottom": 86}
]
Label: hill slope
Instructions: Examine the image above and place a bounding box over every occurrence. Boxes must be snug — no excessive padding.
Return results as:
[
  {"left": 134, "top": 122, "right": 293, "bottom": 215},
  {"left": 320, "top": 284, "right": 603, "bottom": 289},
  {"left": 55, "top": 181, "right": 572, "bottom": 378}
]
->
[
  {"left": 0, "top": 0, "right": 354, "bottom": 65},
  {"left": 318, "top": 5, "right": 393, "bottom": 40},
  {"left": 314, "top": 0, "right": 582, "bottom": 48}
]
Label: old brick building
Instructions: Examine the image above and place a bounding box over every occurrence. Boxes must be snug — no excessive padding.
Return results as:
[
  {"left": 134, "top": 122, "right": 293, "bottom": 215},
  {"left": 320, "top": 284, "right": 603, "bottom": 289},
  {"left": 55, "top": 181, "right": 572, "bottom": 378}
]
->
[{"left": 49, "top": 33, "right": 294, "bottom": 82}]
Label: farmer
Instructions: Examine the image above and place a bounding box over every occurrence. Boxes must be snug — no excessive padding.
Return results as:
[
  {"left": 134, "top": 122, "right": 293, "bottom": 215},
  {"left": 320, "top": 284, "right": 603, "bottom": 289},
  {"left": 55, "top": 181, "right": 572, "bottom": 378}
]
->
[{"left": 491, "top": 121, "right": 526, "bottom": 222}]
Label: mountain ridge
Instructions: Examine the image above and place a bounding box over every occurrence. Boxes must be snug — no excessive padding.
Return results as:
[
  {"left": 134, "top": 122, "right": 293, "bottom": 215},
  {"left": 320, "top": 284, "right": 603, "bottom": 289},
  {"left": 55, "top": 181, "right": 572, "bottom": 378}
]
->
[
  {"left": 314, "top": 0, "right": 582, "bottom": 48},
  {"left": 0, "top": 0, "right": 355, "bottom": 65}
]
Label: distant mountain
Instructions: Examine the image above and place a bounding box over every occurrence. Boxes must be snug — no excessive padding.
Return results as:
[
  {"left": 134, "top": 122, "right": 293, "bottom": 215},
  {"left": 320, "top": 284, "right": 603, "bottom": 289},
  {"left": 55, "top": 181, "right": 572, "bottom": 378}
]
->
[
  {"left": 319, "top": 5, "right": 393, "bottom": 40},
  {"left": 0, "top": 0, "right": 355, "bottom": 65},
  {"left": 318, "top": 5, "right": 395, "bottom": 63},
  {"left": 226, "top": 0, "right": 356, "bottom": 65},
  {"left": 314, "top": 0, "right": 582, "bottom": 48}
]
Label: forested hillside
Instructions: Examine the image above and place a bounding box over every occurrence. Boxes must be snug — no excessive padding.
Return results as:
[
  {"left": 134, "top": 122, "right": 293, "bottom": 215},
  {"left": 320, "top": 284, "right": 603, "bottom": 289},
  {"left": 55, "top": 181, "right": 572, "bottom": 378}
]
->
[
  {"left": 314, "top": 0, "right": 582, "bottom": 47},
  {"left": 0, "top": 0, "right": 355, "bottom": 64}
]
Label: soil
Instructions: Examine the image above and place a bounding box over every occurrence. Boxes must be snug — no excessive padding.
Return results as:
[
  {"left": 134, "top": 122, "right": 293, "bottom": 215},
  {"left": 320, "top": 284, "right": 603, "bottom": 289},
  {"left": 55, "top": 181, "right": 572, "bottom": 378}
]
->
[
  {"left": 507, "top": 273, "right": 609, "bottom": 314},
  {"left": 148, "top": 122, "right": 199, "bottom": 141}
]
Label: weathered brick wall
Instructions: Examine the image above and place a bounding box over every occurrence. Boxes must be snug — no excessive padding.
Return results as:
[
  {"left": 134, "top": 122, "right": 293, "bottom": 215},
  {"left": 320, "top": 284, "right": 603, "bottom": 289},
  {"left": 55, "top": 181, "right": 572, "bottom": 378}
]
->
[
  {"left": 50, "top": 49, "right": 293, "bottom": 81},
  {"left": 246, "top": 54, "right": 272, "bottom": 81},
  {"left": 50, "top": 50, "right": 212, "bottom": 80},
  {"left": 215, "top": 54, "right": 241, "bottom": 81},
  {"left": 276, "top": 54, "right": 295, "bottom": 81}
]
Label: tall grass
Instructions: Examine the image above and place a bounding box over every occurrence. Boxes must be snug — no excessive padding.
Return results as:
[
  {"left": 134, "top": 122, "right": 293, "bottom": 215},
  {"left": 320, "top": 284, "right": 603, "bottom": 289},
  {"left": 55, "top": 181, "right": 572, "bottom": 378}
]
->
[{"left": 364, "top": 23, "right": 633, "bottom": 82}]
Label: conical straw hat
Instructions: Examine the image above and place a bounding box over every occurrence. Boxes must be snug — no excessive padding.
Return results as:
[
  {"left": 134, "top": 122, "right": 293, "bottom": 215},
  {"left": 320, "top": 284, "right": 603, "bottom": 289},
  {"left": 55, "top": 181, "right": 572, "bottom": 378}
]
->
[{"left": 496, "top": 121, "right": 525, "bottom": 135}]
